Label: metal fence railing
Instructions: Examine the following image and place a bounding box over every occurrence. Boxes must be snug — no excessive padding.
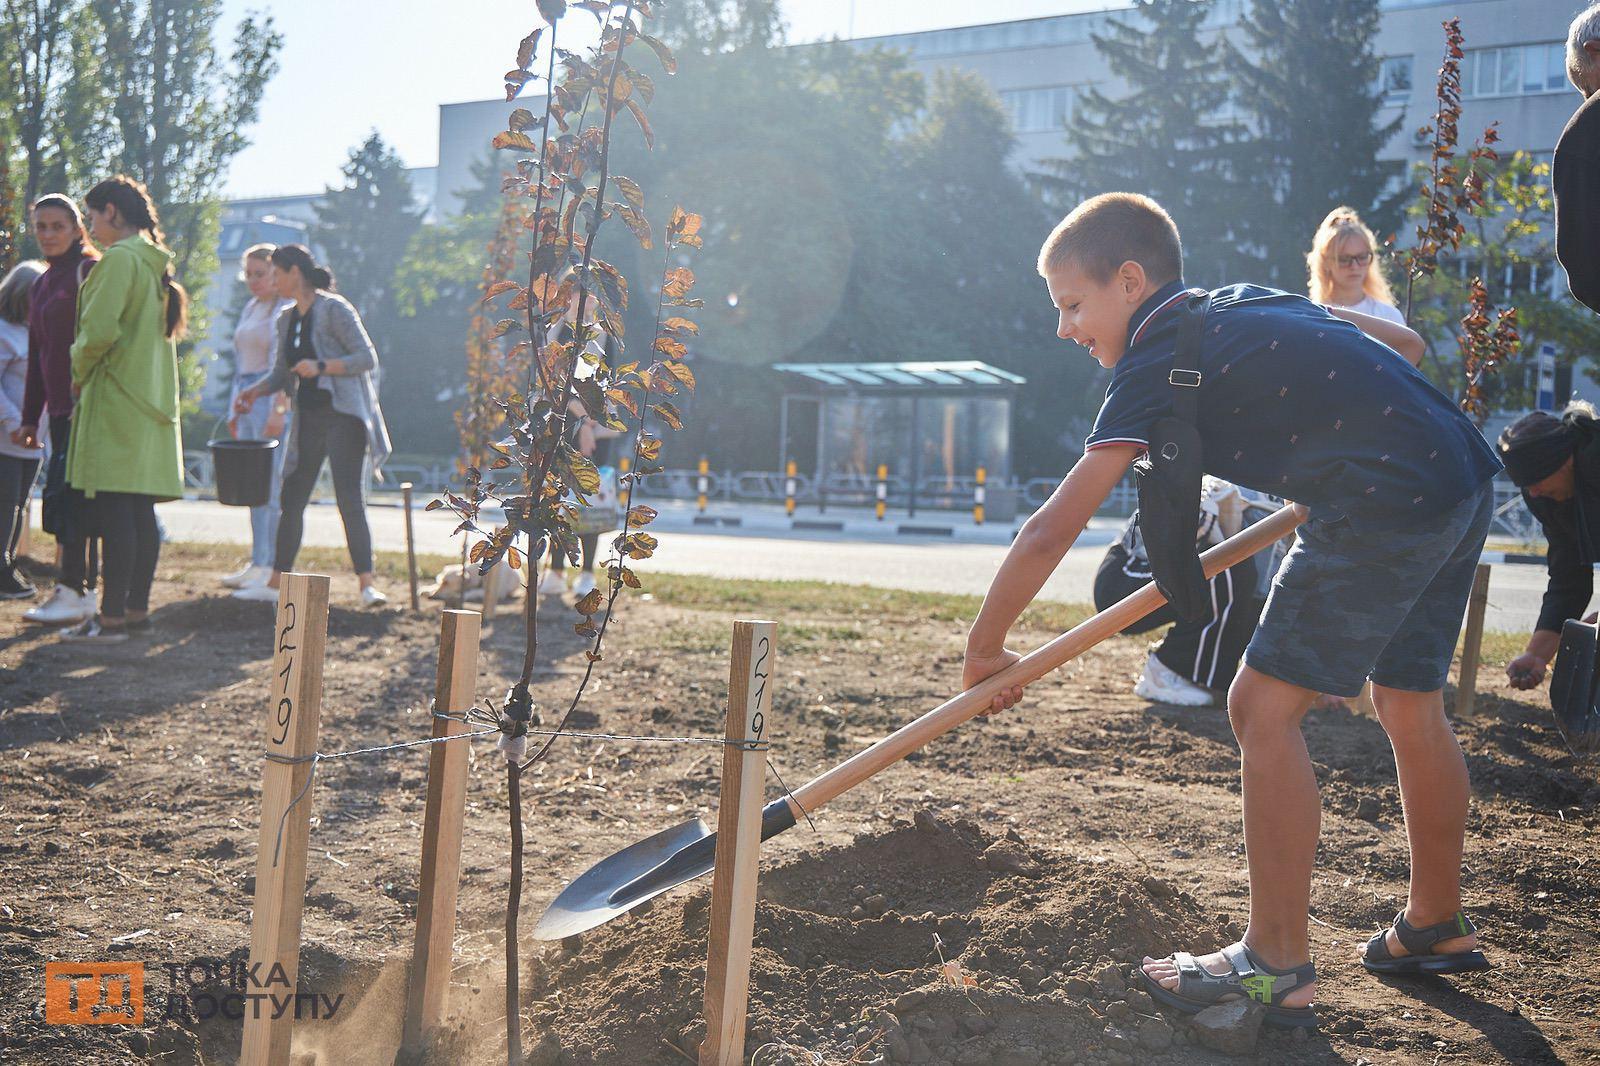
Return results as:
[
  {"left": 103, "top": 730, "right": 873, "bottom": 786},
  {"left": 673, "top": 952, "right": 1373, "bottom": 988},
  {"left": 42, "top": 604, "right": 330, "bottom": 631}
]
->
[{"left": 175, "top": 454, "right": 1546, "bottom": 544}]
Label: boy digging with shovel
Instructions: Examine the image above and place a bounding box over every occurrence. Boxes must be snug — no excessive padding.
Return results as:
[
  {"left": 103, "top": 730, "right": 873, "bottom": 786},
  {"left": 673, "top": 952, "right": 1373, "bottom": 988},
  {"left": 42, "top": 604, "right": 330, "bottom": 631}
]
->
[{"left": 965, "top": 193, "right": 1498, "bottom": 1027}]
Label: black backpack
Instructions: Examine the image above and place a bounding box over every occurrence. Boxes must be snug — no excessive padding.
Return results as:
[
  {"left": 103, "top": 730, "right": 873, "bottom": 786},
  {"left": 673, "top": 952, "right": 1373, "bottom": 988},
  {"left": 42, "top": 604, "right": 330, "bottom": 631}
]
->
[{"left": 1131, "top": 292, "right": 1212, "bottom": 623}]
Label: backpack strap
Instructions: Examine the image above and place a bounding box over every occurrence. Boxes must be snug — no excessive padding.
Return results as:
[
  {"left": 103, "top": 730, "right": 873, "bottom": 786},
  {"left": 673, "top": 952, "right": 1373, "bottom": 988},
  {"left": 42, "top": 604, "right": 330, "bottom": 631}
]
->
[{"left": 1168, "top": 292, "right": 1212, "bottom": 426}]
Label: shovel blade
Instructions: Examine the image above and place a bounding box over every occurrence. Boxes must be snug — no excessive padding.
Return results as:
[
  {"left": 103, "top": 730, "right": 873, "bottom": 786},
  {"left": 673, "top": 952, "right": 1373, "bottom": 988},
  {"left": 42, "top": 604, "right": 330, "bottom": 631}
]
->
[{"left": 532, "top": 817, "right": 713, "bottom": 941}]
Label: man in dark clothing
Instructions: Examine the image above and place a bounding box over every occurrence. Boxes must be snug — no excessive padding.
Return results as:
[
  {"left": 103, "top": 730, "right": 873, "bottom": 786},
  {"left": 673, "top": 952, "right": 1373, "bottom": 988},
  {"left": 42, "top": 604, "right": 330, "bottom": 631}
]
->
[
  {"left": 1498, "top": 405, "right": 1600, "bottom": 689},
  {"left": 1555, "top": 5, "right": 1600, "bottom": 314}
]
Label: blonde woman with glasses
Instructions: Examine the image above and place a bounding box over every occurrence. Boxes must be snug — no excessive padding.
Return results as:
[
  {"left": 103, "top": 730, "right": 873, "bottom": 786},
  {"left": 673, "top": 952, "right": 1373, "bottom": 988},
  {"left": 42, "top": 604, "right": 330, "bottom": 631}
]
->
[{"left": 1306, "top": 207, "right": 1406, "bottom": 327}]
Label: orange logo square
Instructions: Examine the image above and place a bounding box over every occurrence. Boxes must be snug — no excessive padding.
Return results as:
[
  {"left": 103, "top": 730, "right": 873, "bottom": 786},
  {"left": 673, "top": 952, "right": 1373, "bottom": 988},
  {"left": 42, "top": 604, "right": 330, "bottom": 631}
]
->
[{"left": 44, "top": 962, "right": 144, "bottom": 1025}]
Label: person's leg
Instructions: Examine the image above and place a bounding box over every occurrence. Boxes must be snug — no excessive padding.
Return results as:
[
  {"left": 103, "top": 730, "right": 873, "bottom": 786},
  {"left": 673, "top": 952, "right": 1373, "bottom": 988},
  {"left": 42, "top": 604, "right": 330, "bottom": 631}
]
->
[
  {"left": 273, "top": 411, "right": 328, "bottom": 575},
  {"left": 1093, "top": 539, "right": 1170, "bottom": 635},
  {"left": 1140, "top": 666, "right": 1321, "bottom": 1009},
  {"left": 325, "top": 414, "right": 373, "bottom": 578},
  {"left": 92, "top": 492, "right": 135, "bottom": 622},
  {"left": 263, "top": 407, "right": 289, "bottom": 568},
  {"left": 1155, "top": 567, "right": 1237, "bottom": 686},
  {"left": 1363, "top": 484, "right": 1493, "bottom": 962},
  {"left": 1368, "top": 685, "right": 1476, "bottom": 957},
  {"left": 48, "top": 417, "right": 88, "bottom": 594},
  {"left": 579, "top": 532, "right": 600, "bottom": 573},
  {"left": 0, "top": 456, "right": 32, "bottom": 570},
  {"left": 124, "top": 496, "right": 161, "bottom": 617}
]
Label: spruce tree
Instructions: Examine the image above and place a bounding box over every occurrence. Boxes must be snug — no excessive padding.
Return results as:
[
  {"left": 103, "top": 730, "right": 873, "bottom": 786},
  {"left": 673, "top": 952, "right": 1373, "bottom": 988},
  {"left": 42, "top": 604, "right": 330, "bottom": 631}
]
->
[
  {"left": 1227, "top": 0, "right": 1404, "bottom": 290},
  {"left": 1036, "top": 0, "right": 1257, "bottom": 288},
  {"left": 311, "top": 132, "right": 424, "bottom": 351}
]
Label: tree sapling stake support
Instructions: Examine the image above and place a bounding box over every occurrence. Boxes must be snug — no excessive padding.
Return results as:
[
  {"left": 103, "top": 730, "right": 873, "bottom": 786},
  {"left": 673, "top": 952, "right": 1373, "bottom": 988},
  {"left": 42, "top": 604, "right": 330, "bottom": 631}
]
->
[
  {"left": 402, "top": 609, "right": 482, "bottom": 1056},
  {"left": 240, "top": 573, "right": 330, "bottom": 1066},
  {"left": 1454, "top": 563, "right": 1492, "bottom": 717},
  {"left": 699, "top": 620, "right": 776, "bottom": 1066},
  {"left": 402, "top": 482, "right": 420, "bottom": 612}
]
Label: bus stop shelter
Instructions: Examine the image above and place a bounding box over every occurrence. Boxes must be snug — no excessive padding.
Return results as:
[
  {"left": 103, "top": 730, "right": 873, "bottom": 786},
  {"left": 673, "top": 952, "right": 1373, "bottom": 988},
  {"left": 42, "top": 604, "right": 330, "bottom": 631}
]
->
[{"left": 773, "top": 360, "right": 1024, "bottom": 515}]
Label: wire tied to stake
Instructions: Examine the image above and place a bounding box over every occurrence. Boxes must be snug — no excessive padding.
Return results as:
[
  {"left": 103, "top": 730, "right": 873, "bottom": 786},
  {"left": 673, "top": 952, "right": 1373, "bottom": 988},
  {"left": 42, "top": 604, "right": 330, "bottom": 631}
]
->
[
  {"left": 432, "top": 709, "right": 772, "bottom": 752},
  {"left": 260, "top": 725, "right": 499, "bottom": 868}
]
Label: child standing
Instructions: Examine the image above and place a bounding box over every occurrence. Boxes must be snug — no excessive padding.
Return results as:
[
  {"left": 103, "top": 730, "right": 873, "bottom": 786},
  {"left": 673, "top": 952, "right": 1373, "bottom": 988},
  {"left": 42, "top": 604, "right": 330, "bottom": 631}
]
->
[{"left": 964, "top": 193, "right": 1498, "bottom": 1026}]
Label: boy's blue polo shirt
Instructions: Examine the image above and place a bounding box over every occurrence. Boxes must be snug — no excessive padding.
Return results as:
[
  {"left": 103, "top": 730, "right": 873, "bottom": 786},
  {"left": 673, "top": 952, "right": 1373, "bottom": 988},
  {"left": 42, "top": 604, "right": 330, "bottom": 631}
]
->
[{"left": 1085, "top": 280, "right": 1501, "bottom": 528}]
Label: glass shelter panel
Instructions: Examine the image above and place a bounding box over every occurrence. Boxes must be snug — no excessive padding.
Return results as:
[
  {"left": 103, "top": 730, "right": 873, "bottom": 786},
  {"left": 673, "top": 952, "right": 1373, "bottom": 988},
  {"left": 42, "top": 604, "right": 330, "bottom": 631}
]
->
[
  {"left": 820, "top": 396, "right": 913, "bottom": 480},
  {"left": 912, "top": 396, "right": 1012, "bottom": 487}
]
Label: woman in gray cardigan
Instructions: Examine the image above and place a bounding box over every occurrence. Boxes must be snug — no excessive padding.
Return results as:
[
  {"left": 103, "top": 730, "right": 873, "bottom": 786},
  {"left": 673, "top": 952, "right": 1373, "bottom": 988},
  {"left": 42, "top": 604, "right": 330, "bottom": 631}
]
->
[{"left": 232, "top": 244, "right": 392, "bottom": 606}]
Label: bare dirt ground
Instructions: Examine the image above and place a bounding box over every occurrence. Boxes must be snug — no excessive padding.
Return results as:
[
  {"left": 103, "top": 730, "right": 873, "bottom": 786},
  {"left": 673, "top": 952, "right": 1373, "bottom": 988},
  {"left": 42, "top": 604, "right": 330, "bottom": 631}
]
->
[{"left": 1, "top": 541, "right": 1597, "bottom": 1065}]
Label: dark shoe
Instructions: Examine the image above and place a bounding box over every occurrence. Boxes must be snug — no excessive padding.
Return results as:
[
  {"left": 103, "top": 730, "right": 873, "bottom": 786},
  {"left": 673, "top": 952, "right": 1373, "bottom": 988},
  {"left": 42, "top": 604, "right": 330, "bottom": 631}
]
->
[
  {"left": 1141, "top": 941, "right": 1318, "bottom": 1029},
  {"left": 60, "top": 616, "right": 130, "bottom": 645},
  {"left": 0, "top": 569, "right": 36, "bottom": 600},
  {"left": 1362, "top": 911, "right": 1490, "bottom": 976},
  {"left": 125, "top": 615, "right": 152, "bottom": 632}
]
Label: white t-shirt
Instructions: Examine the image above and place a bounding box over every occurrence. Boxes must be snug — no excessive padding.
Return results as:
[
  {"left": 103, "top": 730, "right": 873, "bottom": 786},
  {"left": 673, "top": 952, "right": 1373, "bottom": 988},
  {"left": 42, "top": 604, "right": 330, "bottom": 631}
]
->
[
  {"left": 233, "top": 296, "right": 292, "bottom": 378},
  {"left": 1332, "top": 294, "right": 1406, "bottom": 326}
]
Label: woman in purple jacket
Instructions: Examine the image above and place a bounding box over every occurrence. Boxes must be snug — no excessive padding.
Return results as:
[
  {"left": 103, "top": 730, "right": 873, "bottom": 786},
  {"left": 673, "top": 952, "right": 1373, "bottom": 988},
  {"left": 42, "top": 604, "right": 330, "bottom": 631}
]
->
[{"left": 11, "top": 194, "right": 99, "bottom": 625}]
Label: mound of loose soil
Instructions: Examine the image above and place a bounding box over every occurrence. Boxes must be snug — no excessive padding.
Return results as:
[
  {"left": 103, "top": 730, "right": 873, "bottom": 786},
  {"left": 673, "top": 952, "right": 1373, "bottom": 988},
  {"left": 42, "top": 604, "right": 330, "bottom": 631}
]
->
[{"left": 525, "top": 812, "right": 1272, "bottom": 1066}]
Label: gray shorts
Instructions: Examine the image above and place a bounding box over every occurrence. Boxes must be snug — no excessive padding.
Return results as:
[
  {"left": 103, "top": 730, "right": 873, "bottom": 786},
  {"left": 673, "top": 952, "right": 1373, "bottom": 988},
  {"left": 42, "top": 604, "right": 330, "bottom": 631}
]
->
[{"left": 1243, "top": 482, "right": 1495, "bottom": 698}]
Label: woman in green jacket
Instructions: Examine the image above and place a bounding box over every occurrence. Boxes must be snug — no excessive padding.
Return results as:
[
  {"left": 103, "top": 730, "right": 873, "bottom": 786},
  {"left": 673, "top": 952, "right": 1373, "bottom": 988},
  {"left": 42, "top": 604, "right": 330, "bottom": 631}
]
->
[{"left": 61, "top": 176, "right": 187, "bottom": 644}]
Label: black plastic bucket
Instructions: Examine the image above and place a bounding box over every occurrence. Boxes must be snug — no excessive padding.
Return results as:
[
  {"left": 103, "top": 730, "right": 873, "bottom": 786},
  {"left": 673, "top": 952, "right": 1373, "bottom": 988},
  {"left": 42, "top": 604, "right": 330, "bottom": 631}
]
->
[{"left": 209, "top": 438, "right": 280, "bottom": 507}]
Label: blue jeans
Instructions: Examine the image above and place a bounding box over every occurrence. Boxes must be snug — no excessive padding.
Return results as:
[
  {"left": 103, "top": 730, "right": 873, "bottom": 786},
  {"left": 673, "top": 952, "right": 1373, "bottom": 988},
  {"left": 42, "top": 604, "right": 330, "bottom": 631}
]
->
[{"left": 231, "top": 371, "right": 290, "bottom": 569}]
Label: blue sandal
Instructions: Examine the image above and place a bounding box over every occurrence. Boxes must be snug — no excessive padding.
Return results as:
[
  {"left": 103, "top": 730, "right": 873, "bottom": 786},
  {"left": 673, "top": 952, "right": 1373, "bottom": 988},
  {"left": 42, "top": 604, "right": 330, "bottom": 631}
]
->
[
  {"left": 1141, "top": 941, "right": 1317, "bottom": 1029},
  {"left": 1362, "top": 911, "right": 1489, "bottom": 976}
]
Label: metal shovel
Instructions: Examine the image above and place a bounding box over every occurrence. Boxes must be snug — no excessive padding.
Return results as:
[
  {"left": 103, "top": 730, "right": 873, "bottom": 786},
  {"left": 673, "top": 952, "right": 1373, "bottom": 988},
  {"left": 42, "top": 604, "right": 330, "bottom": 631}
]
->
[{"left": 533, "top": 505, "right": 1305, "bottom": 940}]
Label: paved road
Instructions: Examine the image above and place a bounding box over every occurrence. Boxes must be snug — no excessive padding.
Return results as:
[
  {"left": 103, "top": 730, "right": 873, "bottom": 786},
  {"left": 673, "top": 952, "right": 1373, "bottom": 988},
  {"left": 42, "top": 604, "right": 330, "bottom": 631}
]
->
[{"left": 146, "top": 497, "right": 1549, "bottom": 634}]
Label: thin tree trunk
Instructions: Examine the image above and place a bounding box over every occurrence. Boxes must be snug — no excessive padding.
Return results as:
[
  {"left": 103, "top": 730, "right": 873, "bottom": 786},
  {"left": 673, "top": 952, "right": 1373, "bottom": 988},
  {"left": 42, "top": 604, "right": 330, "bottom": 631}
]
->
[{"left": 506, "top": 761, "right": 523, "bottom": 1065}]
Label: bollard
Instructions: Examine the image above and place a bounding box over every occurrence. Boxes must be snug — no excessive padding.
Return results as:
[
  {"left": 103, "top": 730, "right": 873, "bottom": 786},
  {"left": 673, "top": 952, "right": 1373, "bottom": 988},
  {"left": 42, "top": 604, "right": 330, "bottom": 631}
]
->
[
  {"left": 974, "top": 466, "right": 987, "bottom": 525},
  {"left": 697, "top": 456, "right": 710, "bottom": 514},
  {"left": 784, "top": 459, "right": 797, "bottom": 517},
  {"left": 875, "top": 464, "right": 887, "bottom": 521}
]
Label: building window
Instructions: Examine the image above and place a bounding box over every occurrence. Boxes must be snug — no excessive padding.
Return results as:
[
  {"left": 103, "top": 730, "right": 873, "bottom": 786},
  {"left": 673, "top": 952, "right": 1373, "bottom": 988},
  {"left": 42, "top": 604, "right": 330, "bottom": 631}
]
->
[
  {"left": 1461, "top": 42, "right": 1567, "bottom": 99},
  {"left": 1377, "top": 55, "right": 1413, "bottom": 104},
  {"left": 1001, "top": 85, "right": 1077, "bottom": 133}
]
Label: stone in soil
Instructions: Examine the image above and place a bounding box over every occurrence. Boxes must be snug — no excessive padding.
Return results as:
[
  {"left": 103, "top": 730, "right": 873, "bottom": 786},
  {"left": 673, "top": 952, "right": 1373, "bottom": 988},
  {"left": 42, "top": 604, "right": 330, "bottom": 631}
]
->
[{"left": 1190, "top": 998, "right": 1266, "bottom": 1056}]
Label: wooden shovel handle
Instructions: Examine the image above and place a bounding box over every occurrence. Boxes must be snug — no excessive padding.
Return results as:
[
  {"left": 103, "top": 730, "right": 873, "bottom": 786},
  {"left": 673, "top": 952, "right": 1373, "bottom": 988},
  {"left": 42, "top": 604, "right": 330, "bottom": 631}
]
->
[{"left": 787, "top": 504, "right": 1306, "bottom": 818}]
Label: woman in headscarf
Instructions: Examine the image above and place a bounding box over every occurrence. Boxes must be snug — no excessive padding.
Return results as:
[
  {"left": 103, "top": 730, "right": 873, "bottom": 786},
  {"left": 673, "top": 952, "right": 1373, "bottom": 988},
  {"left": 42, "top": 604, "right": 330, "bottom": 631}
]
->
[{"left": 1496, "top": 402, "right": 1600, "bottom": 688}]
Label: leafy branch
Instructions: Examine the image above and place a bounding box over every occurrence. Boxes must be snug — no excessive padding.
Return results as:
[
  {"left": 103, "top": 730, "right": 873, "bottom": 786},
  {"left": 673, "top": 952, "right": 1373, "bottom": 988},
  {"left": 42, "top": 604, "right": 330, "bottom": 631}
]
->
[{"left": 1400, "top": 16, "right": 1521, "bottom": 420}]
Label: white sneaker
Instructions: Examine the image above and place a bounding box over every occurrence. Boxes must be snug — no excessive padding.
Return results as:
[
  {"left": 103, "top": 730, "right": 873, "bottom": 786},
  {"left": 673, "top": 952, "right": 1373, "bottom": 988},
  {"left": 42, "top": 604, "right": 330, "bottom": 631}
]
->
[
  {"left": 572, "top": 572, "right": 597, "bottom": 598},
  {"left": 231, "top": 584, "right": 280, "bottom": 603},
  {"left": 361, "top": 585, "right": 389, "bottom": 608},
  {"left": 23, "top": 585, "right": 93, "bottom": 625},
  {"left": 536, "top": 569, "right": 567, "bottom": 596},
  {"left": 237, "top": 565, "right": 274, "bottom": 589},
  {"left": 1133, "top": 651, "right": 1215, "bottom": 707},
  {"left": 220, "top": 562, "right": 257, "bottom": 588}
]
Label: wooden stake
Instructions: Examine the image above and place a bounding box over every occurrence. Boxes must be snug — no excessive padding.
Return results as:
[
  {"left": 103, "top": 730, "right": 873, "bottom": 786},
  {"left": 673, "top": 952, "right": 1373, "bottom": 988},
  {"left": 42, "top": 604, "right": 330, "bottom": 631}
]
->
[
  {"left": 402, "top": 610, "right": 482, "bottom": 1055},
  {"left": 402, "top": 482, "right": 420, "bottom": 613},
  {"left": 1454, "top": 563, "right": 1492, "bottom": 718},
  {"left": 699, "top": 620, "right": 775, "bottom": 1066},
  {"left": 240, "top": 574, "right": 330, "bottom": 1066}
]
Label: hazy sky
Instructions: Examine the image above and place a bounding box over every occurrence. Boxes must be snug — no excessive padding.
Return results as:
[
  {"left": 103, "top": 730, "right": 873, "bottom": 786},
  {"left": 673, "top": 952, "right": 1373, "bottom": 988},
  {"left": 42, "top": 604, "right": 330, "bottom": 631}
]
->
[{"left": 216, "top": 1, "right": 1115, "bottom": 199}]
